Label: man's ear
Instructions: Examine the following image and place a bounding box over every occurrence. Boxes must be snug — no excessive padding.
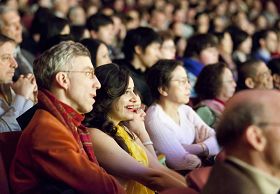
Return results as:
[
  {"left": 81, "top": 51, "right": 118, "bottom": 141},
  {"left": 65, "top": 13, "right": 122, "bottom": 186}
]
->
[
  {"left": 245, "top": 77, "right": 255, "bottom": 89},
  {"left": 135, "top": 45, "right": 143, "bottom": 55},
  {"left": 89, "top": 30, "right": 98, "bottom": 39},
  {"left": 272, "top": 74, "right": 280, "bottom": 82},
  {"left": 244, "top": 125, "right": 266, "bottom": 152},
  {"left": 158, "top": 86, "right": 168, "bottom": 97},
  {"left": 55, "top": 72, "right": 70, "bottom": 90}
]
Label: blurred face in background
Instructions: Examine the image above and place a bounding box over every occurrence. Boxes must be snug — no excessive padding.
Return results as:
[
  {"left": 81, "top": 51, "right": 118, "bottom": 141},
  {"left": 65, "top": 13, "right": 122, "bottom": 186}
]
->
[
  {"left": 199, "top": 46, "right": 219, "bottom": 65},
  {"left": 160, "top": 39, "right": 176, "bottom": 59},
  {"left": 96, "top": 43, "right": 111, "bottom": 67},
  {"left": 239, "top": 37, "right": 252, "bottom": 54},
  {"left": 0, "top": 10, "right": 22, "bottom": 44},
  {"left": 221, "top": 32, "right": 233, "bottom": 55}
]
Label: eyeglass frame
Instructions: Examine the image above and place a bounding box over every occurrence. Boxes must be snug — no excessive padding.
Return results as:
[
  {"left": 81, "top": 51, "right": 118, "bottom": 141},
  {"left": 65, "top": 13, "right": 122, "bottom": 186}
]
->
[{"left": 60, "top": 69, "right": 96, "bottom": 79}]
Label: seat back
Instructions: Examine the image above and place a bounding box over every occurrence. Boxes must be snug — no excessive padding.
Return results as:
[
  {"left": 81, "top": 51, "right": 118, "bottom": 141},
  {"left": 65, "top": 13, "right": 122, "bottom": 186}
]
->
[
  {"left": 159, "top": 187, "right": 199, "bottom": 194},
  {"left": 186, "top": 166, "right": 212, "bottom": 192},
  {"left": 0, "top": 131, "right": 22, "bottom": 194}
]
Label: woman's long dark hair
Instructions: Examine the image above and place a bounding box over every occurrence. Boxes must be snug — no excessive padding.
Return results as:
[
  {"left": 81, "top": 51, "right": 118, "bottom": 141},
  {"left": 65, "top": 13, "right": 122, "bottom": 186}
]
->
[{"left": 83, "top": 63, "right": 133, "bottom": 154}]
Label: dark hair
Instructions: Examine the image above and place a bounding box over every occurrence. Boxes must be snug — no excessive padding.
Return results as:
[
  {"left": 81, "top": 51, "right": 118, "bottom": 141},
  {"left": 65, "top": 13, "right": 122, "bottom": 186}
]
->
[
  {"left": 158, "top": 30, "right": 174, "bottom": 42},
  {"left": 46, "top": 17, "right": 69, "bottom": 39},
  {"left": 80, "top": 38, "right": 107, "bottom": 67},
  {"left": 122, "top": 27, "right": 161, "bottom": 62},
  {"left": 183, "top": 33, "right": 217, "bottom": 58},
  {"left": 146, "top": 59, "right": 184, "bottom": 102},
  {"left": 217, "top": 100, "right": 264, "bottom": 148},
  {"left": 83, "top": 63, "right": 133, "bottom": 154},
  {"left": 71, "top": 25, "right": 87, "bottom": 42},
  {"left": 267, "top": 58, "right": 280, "bottom": 75},
  {"left": 237, "top": 59, "right": 262, "bottom": 90},
  {"left": 230, "top": 28, "right": 250, "bottom": 51},
  {"left": 0, "top": 33, "right": 15, "bottom": 46},
  {"left": 212, "top": 31, "right": 227, "bottom": 44},
  {"left": 86, "top": 13, "right": 113, "bottom": 32},
  {"left": 42, "top": 34, "right": 74, "bottom": 52},
  {"left": 195, "top": 63, "right": 227, "bottom": 100},
  {"left": 39, "top": 17, "right": 70, "bottom": 52}
]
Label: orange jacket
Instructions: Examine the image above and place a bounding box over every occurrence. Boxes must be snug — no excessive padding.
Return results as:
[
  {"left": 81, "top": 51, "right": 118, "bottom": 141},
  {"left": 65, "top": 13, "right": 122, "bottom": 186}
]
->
[{"left": 10, "top": 109, "right": 125, "bottom": 194}]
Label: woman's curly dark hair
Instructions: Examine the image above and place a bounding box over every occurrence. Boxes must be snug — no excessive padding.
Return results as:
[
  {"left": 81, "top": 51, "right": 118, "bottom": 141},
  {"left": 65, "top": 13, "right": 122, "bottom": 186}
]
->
[
  {"left": 195, "top": 62, "right": 227, "bottom": 100},
  {"left": 83, "top": 63, "right": 133, "bottom": 154}
]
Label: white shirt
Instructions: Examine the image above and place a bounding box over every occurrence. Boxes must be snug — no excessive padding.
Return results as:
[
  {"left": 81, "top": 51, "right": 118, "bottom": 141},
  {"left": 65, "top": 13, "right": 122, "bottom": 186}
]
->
[
  {"left": 0, "top": 88, "right": 33, "bottom": 132},
  {"left": 145, "top": 103, "right": 220, "bottom": 170}
]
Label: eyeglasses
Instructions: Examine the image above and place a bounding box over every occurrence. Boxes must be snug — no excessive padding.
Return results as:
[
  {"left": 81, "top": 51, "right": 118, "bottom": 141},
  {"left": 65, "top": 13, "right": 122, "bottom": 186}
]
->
[
  {"left": 255, "top": 70, "right": 272, "bottom": 80},
  {"left": 223, "top": 79, "right": 235, "bottom": 84},
  {"left": 61, "top": 69, "right": 95, "bottom": 79},
  {"left": 257, "top": 122, "right": 280, "bottom": 128},
  {"left": 171, "top": 78, "right": 189, "bottom": 86}
]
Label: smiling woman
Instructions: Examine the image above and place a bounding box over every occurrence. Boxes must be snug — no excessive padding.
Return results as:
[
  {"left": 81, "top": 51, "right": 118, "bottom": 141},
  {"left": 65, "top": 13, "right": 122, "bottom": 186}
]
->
[{"left": 83, "top": 63, "right": 187, "bottom": 194}]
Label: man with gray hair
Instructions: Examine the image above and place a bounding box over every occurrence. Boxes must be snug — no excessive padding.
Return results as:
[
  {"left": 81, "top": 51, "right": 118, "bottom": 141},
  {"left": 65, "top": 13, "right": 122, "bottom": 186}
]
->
[
  {"left": 10, "top": 41, "right": 125, "bottom": 194},
  {"left": 0, "top": 5, "right": 34, "bottom": 80},
  {"left": 202, "top": 90, "right": 280, "bottom": 194}
]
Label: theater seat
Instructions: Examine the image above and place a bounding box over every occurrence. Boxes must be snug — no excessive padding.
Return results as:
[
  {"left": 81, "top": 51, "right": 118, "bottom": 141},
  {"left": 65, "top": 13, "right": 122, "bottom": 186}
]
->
[
  {"left": 159, "top": 187, "right": 199, "bottom": 194},
  {"left": 0, "top": 131, "right": 22, "bottom": 194},
  {"left": 186, "top": 166, "right": 212, "bottom": 192}
]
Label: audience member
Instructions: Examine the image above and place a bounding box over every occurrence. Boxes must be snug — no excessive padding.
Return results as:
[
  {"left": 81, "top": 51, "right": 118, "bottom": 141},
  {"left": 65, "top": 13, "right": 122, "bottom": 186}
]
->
[
  {"left": 231, "top": 28, "right": 252, "bottom": 65},
  {"left": 267, "top": 57, "right": 280, "bottom": 89},
  {"left": 0, "top": 5, "right": 34, "bottom": 80},
  {"left": 252, "top": 29, "right": 278, "bottom": 63},
  {"left": 158, "top": 30, "right": 176, "bottom": 60},
  {"left": 194, "top": 63, "right": 236, "bottom": 128},
  {"left": 84, "top": 63, "right": 187, "bottom": 194},
  {"left": 213, "top": 31, "right": 237, "bottom": 78},
  {"left": 80, "top": 38, "right": 112, "bottom": 68},
  {"left": 86, "top": 13, "right": 115, "bottom": 58},
  {"left": 237, "top": 59, "right": 273, "bottom": 90},
  {"left": 202, "top": 90, "right": 280, "bottom": 194},
  {"left": 10, "top": 41, "right": 125, "bottom": 194},
  {"left": 0, "top": 34, "right": 36, "bottom": 133},
  {"left": 116, "top": 27, "right": 161, "bottom": 106},
  {"left": 145, "top": 59, "right": 220, "bottom": 171},
  {"left": 183, "top": 33, "right": 219, "bottom": 96}
]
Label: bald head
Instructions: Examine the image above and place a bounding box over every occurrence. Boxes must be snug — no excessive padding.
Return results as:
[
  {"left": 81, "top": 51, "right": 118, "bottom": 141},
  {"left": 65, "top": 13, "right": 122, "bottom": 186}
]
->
[{"left": 217, "top": 89, "right": 280, "bottom": 148}]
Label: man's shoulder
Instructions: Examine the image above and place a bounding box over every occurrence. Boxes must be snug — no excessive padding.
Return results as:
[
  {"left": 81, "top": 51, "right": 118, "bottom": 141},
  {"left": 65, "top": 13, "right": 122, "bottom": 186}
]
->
[
  {"left": 202, "top": 160, "right": 261, "bottom": 194},
  {"left": 22, "top": 109, "right": 67, "bottom": 136}
]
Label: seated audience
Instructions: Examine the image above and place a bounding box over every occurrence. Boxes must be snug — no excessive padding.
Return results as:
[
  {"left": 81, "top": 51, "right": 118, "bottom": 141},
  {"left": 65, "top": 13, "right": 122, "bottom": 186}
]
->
[
  {"left": 84, "top": 63, "right": 187, "bottom": 194},
  {"left": 115, "top": 27, "right": 161, "bottom": 106},
  {"left": 158, "top": 30, "right": 176, "bottom": 60},
  {"left": 0, "top": 35, "right": 36, "bottom": 133},
  {"left": 194, "top": 63, "right": 236, "bottom": 128},
  {"left": 213, "top": 31, "right": 237, "bottom": 79},
  {"left": 237, "top": 59, "right": 273, "bottom": 90},
  {"left": 202, "top": 90, "right": 280, "bottom": 194},
  {"left": 267, "top": 57, "right": 280, "bottom": 89},
  {"left": 231, "top": 29, "right": 252, "bottom": 65},
  {"left": 252, "top": 29, "right": 278, "bottom": 63},
  {"left": 0, "top": 6, "right": 35, "bottom": 80},
  {"left": 145, "top": 59, "right": 220, "bottom": 171},
  {"left": 10, "top": 41, "right": 125, "bottom": 194},
  {"left": 80, "top": 38, "right": 112, "bottom": 67},
  {"left": 182, "top": 33, "right": 219, "bottom": 97}
]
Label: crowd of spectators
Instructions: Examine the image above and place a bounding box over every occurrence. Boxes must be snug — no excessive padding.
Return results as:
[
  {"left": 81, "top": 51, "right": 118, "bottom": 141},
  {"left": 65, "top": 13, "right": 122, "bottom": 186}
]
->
[{"left": 0, "top": 0, "right": 280, "bottom": 193}]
